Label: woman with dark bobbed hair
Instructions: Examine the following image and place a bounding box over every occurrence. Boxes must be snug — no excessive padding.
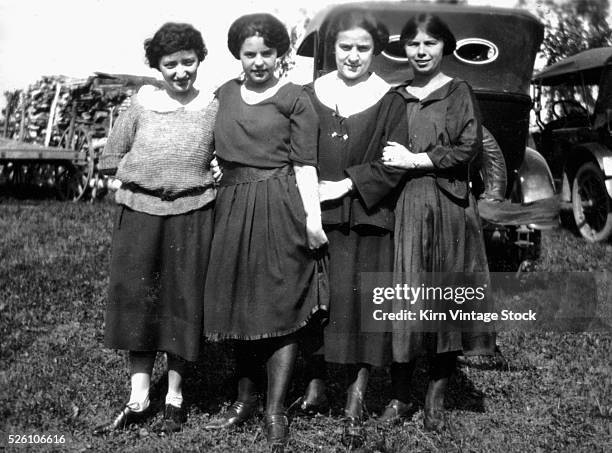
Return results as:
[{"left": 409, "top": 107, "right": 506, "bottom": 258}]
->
[
  {"left": 144, "top": 22, "right": 209, "bottom": 68},
  {"left": 226, "top": 13, "right": 291, "bottom": 59},
  {"left": 292, "top": 9, "right": 408, "bottom": 448},
  {"left": 93, "top": 22, "right": 217, "bottom": 435},
  {"left": 380, "top": 13, "right": 495, "bottom": 431},
  {"left": 203, "top": 13, "right": 326, "bottom": 452}
]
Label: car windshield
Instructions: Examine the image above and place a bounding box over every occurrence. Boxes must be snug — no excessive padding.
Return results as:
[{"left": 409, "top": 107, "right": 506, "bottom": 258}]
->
[
  {"left": 545, "top": 83, "right": 598, "bottom": 119},
  {"left": 595, "top": 65, "right": 612, "bottom": 113}
]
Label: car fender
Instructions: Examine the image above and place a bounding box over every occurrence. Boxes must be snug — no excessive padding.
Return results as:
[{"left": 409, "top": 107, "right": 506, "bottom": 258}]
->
[
  {"left": 514, "top": 146, "right": 556, "bottom": 203},
  {"left": 564, "top": 142, "right": 612, "bottom": 199}
]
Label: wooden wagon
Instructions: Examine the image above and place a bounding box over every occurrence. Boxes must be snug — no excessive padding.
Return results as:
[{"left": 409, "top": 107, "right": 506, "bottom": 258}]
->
[{"left": 0, "top": 73, "right": 161, "bottom": 201}]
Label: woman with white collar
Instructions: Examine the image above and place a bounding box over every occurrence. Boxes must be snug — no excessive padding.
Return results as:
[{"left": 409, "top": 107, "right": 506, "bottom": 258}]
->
[
  {"left": 93, "top": 22, "right": 217, "bottom": 435},
  {"left": 203, "top": 13, "right": 327, "bottom": 453},
  {"left": 295, "top": 9, "right": 407, "bottom": 448}
]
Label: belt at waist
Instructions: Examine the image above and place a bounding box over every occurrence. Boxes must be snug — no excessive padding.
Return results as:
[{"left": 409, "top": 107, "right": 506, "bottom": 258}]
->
[
  {"left": 121, "top": 182, "right": 213, "bottom": 201},
  {"left": 219, "top": 163, "right": 294, "bottom": 186}
]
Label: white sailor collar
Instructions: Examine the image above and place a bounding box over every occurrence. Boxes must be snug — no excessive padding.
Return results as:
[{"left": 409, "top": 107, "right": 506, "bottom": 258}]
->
[
  {"left": 135, "top": 84, "right": 215, "bottom": 112},
  {"left": 313, "top": 71, "right": 390, "bottom": 118}
]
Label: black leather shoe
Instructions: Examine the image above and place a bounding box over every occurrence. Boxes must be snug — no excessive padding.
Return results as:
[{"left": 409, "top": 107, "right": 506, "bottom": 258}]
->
[
  {"left": 377, "top": 399, "right": 414, "bottom": 425},
  {"left": 93, "top": 404, "right": 150, "bottom": 436},
  {"left": 264, "top": 413, "right": 289, "bottom": 453},
  {"left": 289, "top": 394, "right": 330, "bottom": 416},
  {"left": 153, "top": 404, "right": 186, "bottom": 434},
  {"left": 341, "top": 416, "right": 365, "bottom": 449},
  {"left": 204, "top": 397, "right": 258, "bottom": 430}
]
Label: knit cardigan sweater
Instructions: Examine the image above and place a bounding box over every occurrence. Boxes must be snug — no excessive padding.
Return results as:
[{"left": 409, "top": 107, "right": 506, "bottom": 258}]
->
[{"left": 99, "top": 85, "right": 218, "bottom": 215}]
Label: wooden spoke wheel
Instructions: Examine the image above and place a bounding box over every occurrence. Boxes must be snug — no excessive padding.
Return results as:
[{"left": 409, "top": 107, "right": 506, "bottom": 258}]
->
[
  {"left": 56, "top": 126, "right": 94, "bottom": 201},
  {"left": 7, "top": 163, "right": 31, "bottom": 186},
  {"left": 572, "top": 162, "right": 612, "bottom": 242},
  {"left": 32, "top": 163, "right": 57, "bottom": 188}
]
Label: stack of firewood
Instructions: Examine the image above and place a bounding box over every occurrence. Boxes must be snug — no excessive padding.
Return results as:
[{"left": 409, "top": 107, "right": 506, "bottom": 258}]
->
[{"left": 1, "top": 73, "right": 157, "bottom": 147}]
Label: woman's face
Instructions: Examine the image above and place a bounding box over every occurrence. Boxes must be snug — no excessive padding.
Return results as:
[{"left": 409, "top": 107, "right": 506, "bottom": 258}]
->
[
  {"left": 240, "top": 35, "right": 278, "bottom": 88},
  {"left": 159, "top": 49, "right": 200, "bottom": 96},
  {"left": 334, "top": 27, "right": 374, "bottom": 84},
  {"left": 404, "top": 29, "right": 444, "bottom": 77}
]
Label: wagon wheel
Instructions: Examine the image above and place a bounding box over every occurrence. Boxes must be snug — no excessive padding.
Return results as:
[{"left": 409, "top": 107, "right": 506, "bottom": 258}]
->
[
  {"left": 32, "top": 163, "right": 57, "bottom": 188},
  {"left": 572, "top": 162, "right": 612, "bottom": 242},
  {"left": 56, "top": 126, "right": 94, "bottom": 201},
  {"left": 88, "top": 171, "right": 109, "bottom": 203},
  {"left": 6, "top": 163, "right": 28, "bottom": 185}
]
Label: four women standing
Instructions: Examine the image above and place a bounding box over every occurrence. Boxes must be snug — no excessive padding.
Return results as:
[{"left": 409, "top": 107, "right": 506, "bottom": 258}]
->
[{"left": 96, "top": 9, "right": 494, "bottom": 451}]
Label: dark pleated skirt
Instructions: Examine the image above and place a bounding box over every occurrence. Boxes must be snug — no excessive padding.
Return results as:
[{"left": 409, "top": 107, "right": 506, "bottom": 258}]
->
[
  {"left": 104, "top": 204, "right": 213, "bottom": 362},
  {"left": 320, "top": 224, "right": 392, "bottom": 367},
  {"left": 392, "top": 175, "right": 496, "bottom": 362},
  {"left": 204, "top": 172, "right": 325, "bottom": 340}
]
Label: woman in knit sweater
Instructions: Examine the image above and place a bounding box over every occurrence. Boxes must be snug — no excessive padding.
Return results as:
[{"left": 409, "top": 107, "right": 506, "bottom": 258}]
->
[{"left": 93, "top": 22, "right": 217, "bottom": 435}]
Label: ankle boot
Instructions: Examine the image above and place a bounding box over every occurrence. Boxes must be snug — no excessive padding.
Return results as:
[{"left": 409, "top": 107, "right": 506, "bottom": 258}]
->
[
  {"left": 264, "top": 413, "right": 289, "bottom": 453},
  {"left": 423, "top": 378, "right": 448, "bottom": 432},
  {"left": 291, "top": 379, "right": 329, "bottom": 416},
  {"left": 377, "top": 399, "right": 414, "bottom": 425}
]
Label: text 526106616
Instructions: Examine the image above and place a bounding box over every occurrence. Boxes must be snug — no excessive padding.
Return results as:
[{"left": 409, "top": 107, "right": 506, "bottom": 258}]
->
[{"left": 8, "top": 434, "right": 66, "bottom": 444}]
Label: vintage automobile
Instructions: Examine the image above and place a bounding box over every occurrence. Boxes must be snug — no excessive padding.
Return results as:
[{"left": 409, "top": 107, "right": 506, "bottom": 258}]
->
[
  {"left": 532, "top": 47, "right": 612, "bottom": 242},
  {"left": 297, "top": 1, "right": 559, "bottom": 268}
]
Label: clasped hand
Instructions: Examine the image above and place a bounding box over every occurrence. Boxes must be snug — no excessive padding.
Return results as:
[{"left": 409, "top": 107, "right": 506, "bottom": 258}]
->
[
  {"left": 210, "top": 156, "right": 223, "bottom": 183},
  {"left": 382, "top": 141, "right": 418, "bottom": 168}
]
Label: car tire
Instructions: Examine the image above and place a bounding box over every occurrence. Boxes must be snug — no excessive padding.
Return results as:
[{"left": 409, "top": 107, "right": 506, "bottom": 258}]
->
[{"left": 571, "top": 162, "right": 612, "bottom": 242}]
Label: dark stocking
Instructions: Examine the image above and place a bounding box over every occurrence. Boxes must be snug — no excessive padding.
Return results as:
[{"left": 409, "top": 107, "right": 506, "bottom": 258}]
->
[
  {"left": 265, "top": 337, "right": 298, "bottom": 415},
  {"left": 424, "top": 352, "right": 457, "bottom": 431},
  {"left": 235, "top": 341, "right": 262, "bottom": 403},
  {"left": 391, "top": 360, "right": 416, "bottom": 403},
  {"left": 303, "top": 354, "right": 327, "bottom": 402}
]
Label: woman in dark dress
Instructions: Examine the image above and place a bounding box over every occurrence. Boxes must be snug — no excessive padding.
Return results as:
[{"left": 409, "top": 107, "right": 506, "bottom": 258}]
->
[
  {"left": 202, "top": 13, "right": 327, "bottom": 452},
  {"left": 93, "top": 23, "right": 216, "bottom": 435},
  {"left": 379, "top": 14, "right": 496, "bottom": 431},
  {"left": 293, "top": 10, "right": 407, "bottom": 448}
]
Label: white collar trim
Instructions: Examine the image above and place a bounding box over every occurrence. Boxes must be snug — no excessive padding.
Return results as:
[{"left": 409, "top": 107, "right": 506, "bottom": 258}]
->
[
  {"left": 240, "top": 78, "right": 290, "bottom": 105},
  {"left": 136, "top": 84, "right": 215, "bottom": 112},
  {"left": 314, "top": 71, "right": 390, "bottom": 118}
]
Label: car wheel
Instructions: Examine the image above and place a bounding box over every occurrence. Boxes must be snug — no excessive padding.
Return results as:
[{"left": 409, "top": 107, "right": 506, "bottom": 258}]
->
[{"left": 571, "top": 162, "right": 612, "bottom": 242}]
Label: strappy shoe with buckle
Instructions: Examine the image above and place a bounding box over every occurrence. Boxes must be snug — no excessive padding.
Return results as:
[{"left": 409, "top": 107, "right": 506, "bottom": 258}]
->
[
  {"left": 153, "top": 404, "right": 186, "bottom": 434},
  {"left": 93, "top": 403, "right": 150, "bottom": 436}
]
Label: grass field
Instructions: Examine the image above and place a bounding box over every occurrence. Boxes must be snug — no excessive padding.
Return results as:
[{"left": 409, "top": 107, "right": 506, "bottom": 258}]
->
[{"left": 1, "top": 197, "right": 611, "bottom": 452}]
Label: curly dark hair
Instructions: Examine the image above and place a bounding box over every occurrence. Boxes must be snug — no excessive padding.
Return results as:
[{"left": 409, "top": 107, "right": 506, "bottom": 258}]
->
[
  {"left": 325, "top": 9, "right": 389, "bottom": 56},
  {"left": 399, "top": 14, "right": 456, "bottom": 56},
  {"left": 227, "top": 13, "right": 290, "bottom": 60},
  {"left": 144, "top": 22, "right": 208, "bottom": 69}
]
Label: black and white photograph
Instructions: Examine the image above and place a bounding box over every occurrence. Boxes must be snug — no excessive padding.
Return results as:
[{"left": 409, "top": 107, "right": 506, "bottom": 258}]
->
[{"left": 1, "top": 0, "right": 611, "bottom": 451}]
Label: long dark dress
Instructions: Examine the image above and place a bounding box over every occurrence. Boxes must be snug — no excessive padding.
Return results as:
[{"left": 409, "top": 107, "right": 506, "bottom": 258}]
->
[
  {"left": 304, "top": 83, "right": 407, "bottom": 367},
  {"left": 204, "top": 80, "right": 324, "bottom": 340},
  {"left": 391, "top": 78, "right": 496, "bottom": 362}
]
